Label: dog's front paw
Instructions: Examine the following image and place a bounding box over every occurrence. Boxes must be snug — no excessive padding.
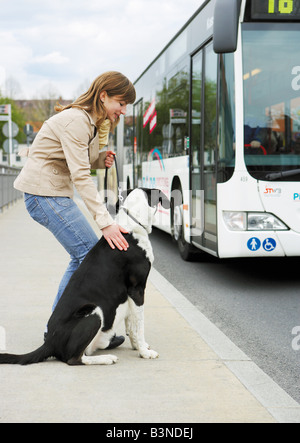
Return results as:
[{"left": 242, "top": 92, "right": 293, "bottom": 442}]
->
[{"left": 139, "top": 348, "right": 159, "bottom": 359}]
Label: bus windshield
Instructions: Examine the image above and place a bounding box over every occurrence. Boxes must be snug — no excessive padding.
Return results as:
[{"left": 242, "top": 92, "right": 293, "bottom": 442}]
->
[{"left": 242, "top": 23, "right": 300, "bottom": 181}]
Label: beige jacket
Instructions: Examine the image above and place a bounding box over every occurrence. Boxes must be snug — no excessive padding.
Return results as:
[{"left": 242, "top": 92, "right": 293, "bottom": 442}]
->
[{"left": 14, "top": 107, "right": 114, "bottom": 230}]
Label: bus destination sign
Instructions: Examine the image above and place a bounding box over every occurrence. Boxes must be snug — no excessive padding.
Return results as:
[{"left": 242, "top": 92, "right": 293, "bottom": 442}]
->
[{"left": 252, "top": 0, "right": 300, "bottom": 20}]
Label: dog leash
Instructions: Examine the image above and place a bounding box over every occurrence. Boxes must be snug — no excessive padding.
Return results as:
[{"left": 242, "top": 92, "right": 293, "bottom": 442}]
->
[{"left": 104, "top": 153, "right": 124, "bottom": 208}]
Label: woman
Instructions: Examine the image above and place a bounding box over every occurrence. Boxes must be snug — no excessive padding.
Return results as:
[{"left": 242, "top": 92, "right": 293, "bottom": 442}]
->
[{"left": 14, "top": 72, "right": 136, "bottom": 347}]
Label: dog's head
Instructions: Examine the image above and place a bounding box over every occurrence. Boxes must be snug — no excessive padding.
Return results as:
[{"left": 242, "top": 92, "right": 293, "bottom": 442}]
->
[{"left": 119, "top": 188, "right": 170, "bottom": 233}]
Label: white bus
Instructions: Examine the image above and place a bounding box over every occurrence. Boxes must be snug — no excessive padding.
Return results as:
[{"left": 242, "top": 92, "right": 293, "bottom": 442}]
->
[{"left": 119, "top": 0, "right": 300, "bottom": 260}]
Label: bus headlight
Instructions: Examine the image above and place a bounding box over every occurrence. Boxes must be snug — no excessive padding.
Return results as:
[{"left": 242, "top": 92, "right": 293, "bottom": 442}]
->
[
  {"left": 223, "top": 212, "right": 247, "bottom": 231},
  {"left": 223, "top": 212, "right": 288, "bottom": 231},
  {"left": 247, "top": 213, "right": 288, "bottom": 231}
]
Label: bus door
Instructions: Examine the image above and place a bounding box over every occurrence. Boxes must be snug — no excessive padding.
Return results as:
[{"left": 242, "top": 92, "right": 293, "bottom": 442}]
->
[
  {"left": 133, "top": 99, "right": 143, "bottom": 187},
  {"left": 190, "top": 43, "right": 218, "bottom": 253}
]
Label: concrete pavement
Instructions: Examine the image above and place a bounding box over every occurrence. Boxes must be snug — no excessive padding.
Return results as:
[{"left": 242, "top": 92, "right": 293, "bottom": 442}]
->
[{"left": 0, "top": 199, "right": 299, "bottom": 423}]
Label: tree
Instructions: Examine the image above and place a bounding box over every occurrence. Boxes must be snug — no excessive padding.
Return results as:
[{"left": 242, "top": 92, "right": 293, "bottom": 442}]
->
[{"left": 0, "top": 95, "right": 27, "bottom": 152}]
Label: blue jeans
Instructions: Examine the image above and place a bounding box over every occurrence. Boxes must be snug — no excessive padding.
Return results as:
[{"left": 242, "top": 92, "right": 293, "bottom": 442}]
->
[{"left": 24, "top": 193, "right": 98, "bottom": 312}]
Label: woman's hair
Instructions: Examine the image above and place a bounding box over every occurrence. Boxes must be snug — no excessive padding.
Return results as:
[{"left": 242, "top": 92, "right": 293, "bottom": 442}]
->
[{"left": 55, "top": 71, "right": 136, "bottom": 129}]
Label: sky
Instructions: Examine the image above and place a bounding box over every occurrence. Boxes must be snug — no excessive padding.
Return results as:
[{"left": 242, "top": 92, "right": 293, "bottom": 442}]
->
[{"left": 0, "top": 0, "right": 203, "bottom": 100}]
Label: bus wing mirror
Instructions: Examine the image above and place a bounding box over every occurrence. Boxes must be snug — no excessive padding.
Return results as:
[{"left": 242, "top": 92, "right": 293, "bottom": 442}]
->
[{"left": 213, "top": 0, "right": 242, "bottom": 54}]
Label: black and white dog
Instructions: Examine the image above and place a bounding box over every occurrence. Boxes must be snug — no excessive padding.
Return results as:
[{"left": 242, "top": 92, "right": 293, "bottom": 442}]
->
[{"left": 0, "top": 188, "right": 169, "bottom": 366}]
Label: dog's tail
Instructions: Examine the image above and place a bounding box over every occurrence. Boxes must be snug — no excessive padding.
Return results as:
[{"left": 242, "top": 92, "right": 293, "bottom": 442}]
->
[{"left": 0, "top": 343, "right": 51, "bottom": 365}]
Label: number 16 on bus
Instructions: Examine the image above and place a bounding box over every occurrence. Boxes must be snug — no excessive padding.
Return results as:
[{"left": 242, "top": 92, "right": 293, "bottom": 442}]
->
[{"left": 269, "top": 0, "right": 294, "bottom": 13}]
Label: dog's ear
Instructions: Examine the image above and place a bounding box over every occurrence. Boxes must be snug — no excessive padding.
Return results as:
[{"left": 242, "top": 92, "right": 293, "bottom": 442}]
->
[
  {"left": 140, "top": 188, "right": 153, "bottom": 206},
  {"left": 140, "top": 188, "right": 170, "bottom": 209}
]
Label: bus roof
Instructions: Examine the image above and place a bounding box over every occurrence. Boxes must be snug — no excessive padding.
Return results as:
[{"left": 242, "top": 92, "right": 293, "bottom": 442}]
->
[{"left": 134, "top": 0, "right": 210, "bottom": 84}]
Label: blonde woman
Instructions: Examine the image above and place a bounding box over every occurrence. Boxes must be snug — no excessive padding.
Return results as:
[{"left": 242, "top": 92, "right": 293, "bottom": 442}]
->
[{"left": 14, "top": 72, "right": 136, "bottom": 347}]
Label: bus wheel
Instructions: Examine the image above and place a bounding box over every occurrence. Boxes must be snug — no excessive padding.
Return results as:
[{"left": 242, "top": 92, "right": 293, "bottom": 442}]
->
[{"left": 171, "top": 189, "right": 198, "bottom": 261}]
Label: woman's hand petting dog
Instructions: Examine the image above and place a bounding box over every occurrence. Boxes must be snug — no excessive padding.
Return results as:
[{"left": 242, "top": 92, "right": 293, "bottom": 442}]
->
[{"left": 102, "top": 223, "right": 129, "bottom": 251}]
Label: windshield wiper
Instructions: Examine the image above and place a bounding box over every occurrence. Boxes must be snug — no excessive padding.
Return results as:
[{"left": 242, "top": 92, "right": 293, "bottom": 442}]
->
[{"left": 266, "top": 168, "right": 300, "bottom": 180}]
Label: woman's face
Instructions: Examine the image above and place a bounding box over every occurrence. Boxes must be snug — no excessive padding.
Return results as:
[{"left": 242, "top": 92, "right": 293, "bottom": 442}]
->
[{"left": 100, "top": 91, "right": 127, "bottom": 122}]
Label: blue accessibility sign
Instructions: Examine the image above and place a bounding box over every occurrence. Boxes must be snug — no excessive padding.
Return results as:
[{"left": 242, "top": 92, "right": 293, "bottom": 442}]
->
[
  {"left": 247, "top": 237, "right": 261, "bottom": 251},
  {"left": 262, "top": 238, "right": 276, "bottom": 252}
]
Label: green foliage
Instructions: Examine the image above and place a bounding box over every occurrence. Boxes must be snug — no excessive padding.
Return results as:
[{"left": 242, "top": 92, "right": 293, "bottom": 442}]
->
[{"left": 0, "top": 96, "right": 27, "bottom": 151}]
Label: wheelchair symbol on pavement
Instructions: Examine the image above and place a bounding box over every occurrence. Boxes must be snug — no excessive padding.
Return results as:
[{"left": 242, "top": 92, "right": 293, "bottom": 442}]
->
[{"left": 262, "top": 238, "right": 276, "bottom": 252}]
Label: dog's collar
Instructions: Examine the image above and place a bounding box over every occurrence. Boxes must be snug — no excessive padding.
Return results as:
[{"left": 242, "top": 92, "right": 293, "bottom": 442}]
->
[{"left": 121, "top": 207, "right": 148, "bottom": 232}]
